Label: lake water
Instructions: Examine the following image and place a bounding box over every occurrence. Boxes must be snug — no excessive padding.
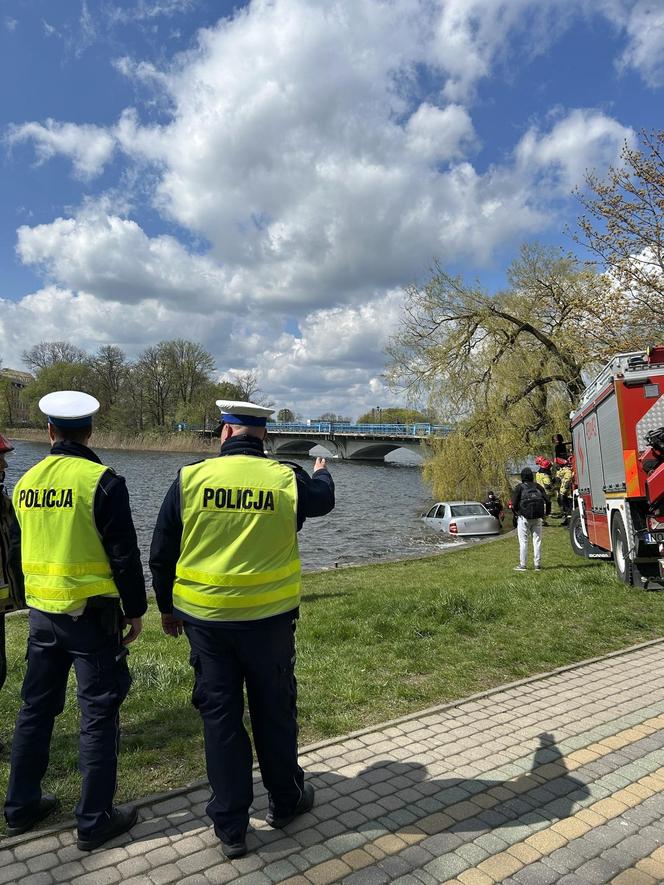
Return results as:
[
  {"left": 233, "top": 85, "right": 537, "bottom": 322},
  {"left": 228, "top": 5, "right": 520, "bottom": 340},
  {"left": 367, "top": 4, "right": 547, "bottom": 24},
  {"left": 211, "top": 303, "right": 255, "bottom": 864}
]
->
[{"left": 6, "top": 440, "right": 465, "bottom": 574}]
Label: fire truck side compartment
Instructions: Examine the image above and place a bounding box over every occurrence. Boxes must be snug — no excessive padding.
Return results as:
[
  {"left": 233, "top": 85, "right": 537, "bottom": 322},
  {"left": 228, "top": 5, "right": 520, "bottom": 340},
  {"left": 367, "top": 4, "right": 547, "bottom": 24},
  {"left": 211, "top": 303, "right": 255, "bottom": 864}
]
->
[
  {"left": 597, "top": 394, "right": 626, "bottom": 492},
  {"left": 584, "top": 409, "right": 606, "bottom": 510}
]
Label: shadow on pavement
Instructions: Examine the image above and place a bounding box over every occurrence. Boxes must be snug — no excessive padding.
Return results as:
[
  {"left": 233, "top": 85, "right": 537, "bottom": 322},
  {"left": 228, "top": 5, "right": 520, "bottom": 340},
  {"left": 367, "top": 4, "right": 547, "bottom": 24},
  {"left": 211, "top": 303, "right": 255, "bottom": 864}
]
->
[{"left": 118, "top": 731, "right": 590, "bottom": 859}]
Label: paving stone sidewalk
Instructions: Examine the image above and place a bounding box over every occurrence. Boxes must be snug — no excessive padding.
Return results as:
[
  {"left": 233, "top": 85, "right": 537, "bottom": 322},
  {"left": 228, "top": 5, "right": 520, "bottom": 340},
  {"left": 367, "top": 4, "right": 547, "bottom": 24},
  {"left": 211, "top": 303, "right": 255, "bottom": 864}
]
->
[{"left": 4, "top": 639, "right": 664, "bottom": 885}]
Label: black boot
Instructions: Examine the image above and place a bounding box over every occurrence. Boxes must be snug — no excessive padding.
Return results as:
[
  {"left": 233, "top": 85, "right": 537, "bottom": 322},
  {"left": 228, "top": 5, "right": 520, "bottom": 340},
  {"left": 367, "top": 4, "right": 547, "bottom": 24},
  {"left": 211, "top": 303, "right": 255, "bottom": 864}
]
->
[
  {"left": 213, "top": 824, "right": 247, "bottom": 859},
  {"left": 5, "top": 793, "right": 58, "bottom": 837},
  {"left": 77, "top": 805, "right": 138, "bottom": 851},
  {"left": 266, "top": 783, "right": 315, "bottom": 829}
]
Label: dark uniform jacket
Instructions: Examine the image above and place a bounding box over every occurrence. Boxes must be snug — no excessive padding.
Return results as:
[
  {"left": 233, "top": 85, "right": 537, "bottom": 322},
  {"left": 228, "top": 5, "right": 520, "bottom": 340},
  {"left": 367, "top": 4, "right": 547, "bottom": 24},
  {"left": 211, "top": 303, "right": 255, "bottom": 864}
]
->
[
  {"left": 12, "top": 441, "right": 147, "bottom": 619},
  {"left": 149, "top": 435, "right": 335, "bottom": 626}
]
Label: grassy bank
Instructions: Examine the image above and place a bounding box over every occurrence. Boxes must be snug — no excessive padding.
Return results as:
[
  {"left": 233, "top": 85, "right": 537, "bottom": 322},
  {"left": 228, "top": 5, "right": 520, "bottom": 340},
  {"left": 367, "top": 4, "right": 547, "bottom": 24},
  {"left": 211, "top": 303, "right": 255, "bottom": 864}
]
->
[
  {"left": 1, "top": 527, "right": 663, "bottom": 824},
  {"left": 7, "top": 428, "right": 214, "bottom": 454}
]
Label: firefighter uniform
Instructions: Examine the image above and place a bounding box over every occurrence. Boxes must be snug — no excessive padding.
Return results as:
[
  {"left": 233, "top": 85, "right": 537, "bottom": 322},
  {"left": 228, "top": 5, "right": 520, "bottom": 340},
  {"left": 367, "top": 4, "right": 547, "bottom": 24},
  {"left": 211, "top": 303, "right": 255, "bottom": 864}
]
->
[
  {"left": 4, "top": 392, "right": 146, "bottom": 846},
  {"left": 535, "top": 471, "right": 552, "bottom": 490},
  {"left": 558, "top": 465, "right": 573, "bottom": 498},
  {"left": 150, "top": 400, "right": 335, "bottom": 856},
  {"left": 557, "top": 464, "right": 574, "bottom": 525}
]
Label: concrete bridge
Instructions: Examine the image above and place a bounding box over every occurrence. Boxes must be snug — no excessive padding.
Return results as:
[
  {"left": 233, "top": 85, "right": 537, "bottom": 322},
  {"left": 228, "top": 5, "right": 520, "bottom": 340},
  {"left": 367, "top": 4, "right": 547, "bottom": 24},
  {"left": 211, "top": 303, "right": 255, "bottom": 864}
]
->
[{"left": 264, "top": 422, "right": 451, "bottom": 461}]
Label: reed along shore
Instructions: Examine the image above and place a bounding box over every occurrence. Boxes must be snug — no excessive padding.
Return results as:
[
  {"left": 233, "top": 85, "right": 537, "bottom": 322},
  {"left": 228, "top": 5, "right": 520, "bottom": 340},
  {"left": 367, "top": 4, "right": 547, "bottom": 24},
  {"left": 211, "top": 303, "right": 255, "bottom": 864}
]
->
[{"left": 6, "top": 428, "right": 215, "bottom": 454}]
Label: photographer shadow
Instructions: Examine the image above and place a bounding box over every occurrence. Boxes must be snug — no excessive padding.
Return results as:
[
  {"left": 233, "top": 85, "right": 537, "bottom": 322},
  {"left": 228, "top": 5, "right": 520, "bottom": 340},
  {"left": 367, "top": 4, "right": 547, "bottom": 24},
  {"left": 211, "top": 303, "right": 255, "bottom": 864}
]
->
[
  {"left": 242, "top": 730, "right": 590, "bottom": 857},
  {"left": 118, "top": 730, "right": 590, "bottom": 862}
]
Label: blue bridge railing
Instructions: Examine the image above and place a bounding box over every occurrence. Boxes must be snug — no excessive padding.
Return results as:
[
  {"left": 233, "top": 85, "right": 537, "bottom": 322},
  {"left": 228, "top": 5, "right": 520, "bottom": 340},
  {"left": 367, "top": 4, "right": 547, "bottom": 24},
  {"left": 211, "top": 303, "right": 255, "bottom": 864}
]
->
[{"left": 267, "top": 422, "right": 451, "bottom": 436}]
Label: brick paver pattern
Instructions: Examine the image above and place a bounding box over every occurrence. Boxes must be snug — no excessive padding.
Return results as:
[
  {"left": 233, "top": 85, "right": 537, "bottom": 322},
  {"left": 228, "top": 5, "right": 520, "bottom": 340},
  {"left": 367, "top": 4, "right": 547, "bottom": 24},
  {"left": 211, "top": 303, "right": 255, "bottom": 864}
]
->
[{"left": 3, "top": 641, "right": 664, "bottom": 884}]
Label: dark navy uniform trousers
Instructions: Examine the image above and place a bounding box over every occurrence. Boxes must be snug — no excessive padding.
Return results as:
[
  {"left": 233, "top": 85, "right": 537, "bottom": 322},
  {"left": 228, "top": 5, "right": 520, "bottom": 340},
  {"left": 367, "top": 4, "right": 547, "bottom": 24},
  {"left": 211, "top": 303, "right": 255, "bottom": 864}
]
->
[
  {"left": 184, "top": 616, "right": 304, "bottom": 843},
  {"left": 4, "top": 606, "right": 131, "bottom": 837},
  {"left": 0, "top": 613, "right": 6, "bottom": 692}
]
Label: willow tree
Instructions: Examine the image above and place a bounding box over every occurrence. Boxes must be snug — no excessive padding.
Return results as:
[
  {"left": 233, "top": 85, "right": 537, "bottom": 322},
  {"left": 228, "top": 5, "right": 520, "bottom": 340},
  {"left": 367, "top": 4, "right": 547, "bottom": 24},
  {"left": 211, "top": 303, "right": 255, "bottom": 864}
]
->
[{"left": 387, "top": 243, "right": 641, "bottom": 500}]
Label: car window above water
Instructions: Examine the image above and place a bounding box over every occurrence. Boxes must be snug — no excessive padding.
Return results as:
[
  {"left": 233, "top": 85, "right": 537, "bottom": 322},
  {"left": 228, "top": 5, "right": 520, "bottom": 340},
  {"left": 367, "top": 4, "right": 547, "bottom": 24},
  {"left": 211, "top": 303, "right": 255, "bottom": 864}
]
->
[{"left": 450, "top": 504, "right": 487, "bottom": 517}]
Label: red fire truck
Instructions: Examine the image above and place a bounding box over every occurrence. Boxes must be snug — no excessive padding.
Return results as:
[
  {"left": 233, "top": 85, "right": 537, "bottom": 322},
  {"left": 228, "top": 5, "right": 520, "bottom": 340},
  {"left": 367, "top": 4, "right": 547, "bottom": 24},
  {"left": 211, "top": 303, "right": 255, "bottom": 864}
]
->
[{"left": 569, "top": 346, "right": 664, "bottom": 589}]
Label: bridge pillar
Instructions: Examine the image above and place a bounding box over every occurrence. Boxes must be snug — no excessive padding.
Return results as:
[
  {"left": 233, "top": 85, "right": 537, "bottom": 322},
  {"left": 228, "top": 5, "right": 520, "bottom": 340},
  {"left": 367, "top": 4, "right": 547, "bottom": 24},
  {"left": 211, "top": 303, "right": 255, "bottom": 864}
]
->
[{"left": 333, "top": 439, "right": 347, "bottom": 459}]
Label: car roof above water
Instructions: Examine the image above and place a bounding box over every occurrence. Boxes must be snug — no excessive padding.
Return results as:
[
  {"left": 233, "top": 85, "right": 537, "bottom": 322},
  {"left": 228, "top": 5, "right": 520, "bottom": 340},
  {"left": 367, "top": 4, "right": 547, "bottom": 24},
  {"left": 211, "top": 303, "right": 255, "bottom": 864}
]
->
[{"left": 434, "top": 501, "right": 486, "bottom": 507}]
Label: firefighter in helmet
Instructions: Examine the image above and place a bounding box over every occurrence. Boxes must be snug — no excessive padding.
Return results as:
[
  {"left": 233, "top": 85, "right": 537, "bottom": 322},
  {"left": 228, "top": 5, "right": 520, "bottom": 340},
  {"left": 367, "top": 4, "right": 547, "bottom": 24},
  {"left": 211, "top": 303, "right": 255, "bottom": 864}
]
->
[
  {"left": 534, "top": 457, "right": 553, "bottom": 493},
  {"left": 483, "top": 491, "right": 504, "bottom": 523},
  {"left": 555, "top": 457, "right": 574, "bottom": 526},
  {"left": 534, "top": 457, "right": 553, "bottom": 526},
  {"left": 0, "top": 433, "right": 24, "bottom": 702}
]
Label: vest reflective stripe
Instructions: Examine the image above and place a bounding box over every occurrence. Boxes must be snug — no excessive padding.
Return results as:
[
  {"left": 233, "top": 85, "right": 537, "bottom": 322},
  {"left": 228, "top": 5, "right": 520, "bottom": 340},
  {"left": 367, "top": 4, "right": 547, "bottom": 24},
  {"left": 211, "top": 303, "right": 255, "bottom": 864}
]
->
[
  {"left": 24, "top": 579, "right": 117, "bottom": 601},
  {"left": 176, "top": 558, "right": 301, "bottom": 588},
  {"left": 13, "top": 455, "right": 119, "bottom": 614},
  {"left": 174, "top": 455, "right": 300, "bottom": 622},
  {"left": 174, "top": 580, "right": 301, "bottom": 610},
  {"left": 21, "top": 560, "right": 112, "bottom": 577}
]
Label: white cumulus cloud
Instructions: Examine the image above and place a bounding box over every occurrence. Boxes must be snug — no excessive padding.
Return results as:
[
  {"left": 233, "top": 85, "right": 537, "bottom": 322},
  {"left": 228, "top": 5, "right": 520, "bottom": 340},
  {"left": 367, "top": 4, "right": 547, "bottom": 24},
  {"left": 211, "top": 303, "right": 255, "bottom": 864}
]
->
[
  {"left": 515, "top": 109, "right": 635, "bottom": 192},
  {"left": 16, "top": 209, "right": 239, "bottom": 312},
  {"left": 7, "top": 119, "right": 116, "bottom": 180}
]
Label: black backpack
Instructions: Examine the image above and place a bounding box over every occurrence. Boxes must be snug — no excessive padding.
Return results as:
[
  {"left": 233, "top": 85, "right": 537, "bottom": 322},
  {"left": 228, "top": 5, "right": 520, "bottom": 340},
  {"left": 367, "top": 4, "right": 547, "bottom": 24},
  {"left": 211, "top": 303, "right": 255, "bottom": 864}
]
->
[{"left": 519, "top": 484, "right": 546, "bottom": 519}]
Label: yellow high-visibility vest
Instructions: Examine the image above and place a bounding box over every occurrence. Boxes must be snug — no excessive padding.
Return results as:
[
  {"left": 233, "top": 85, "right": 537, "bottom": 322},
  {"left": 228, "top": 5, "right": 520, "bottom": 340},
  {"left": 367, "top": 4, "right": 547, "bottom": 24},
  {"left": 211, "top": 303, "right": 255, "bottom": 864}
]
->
[
  {"left": 174, "top": 455, "right": 301, "bottom": 622},
  {"left": 13, "top": 455, "right": 118, "bottom": 614},
  {"left": 558, "top": 466, "right": 573, "bottom": 496},
  {"left": 536, "top": 472, "right": 553, "bottom": 493}
]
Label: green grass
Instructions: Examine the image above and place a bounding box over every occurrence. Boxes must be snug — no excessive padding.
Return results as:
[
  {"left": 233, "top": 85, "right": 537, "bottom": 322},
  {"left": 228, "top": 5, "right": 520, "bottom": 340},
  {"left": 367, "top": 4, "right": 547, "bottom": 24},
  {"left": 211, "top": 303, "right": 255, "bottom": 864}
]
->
[{"left": 1, "top": 527, "right": 663, "bottom": 822}]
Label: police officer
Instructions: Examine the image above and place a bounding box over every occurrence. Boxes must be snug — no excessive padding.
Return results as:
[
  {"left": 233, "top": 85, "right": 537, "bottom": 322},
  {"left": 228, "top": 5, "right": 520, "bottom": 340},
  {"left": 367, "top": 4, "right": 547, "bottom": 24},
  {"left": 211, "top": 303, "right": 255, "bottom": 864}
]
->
[
  {"left": 0, "top": 434, "right": 24, "bottom": 705},
  {"left": 4, "top": 391, "right": 147, "bottom": 850},
  {"left": 150, "top": 400, "right": 335, "bottom": 859}
]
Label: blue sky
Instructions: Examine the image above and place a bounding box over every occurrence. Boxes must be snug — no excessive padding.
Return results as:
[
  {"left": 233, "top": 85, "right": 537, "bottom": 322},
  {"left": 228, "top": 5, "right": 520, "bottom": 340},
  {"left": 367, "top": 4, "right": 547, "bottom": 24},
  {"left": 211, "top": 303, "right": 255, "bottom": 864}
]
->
[{"left": 0, "top": 0, "right": 662, "bottom": 416}]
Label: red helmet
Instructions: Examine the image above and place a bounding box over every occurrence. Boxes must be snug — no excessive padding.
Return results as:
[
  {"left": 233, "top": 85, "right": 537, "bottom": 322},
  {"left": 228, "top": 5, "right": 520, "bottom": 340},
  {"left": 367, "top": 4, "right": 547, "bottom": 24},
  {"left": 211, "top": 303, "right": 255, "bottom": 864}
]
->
[
  {"left": 0, "top": 434, "right": 14, "bottom": 454},
  {"left": 554, "top": 456, "right": 568, "bottom": 466},
  {"left": 537, "top": 457, "right": 552, "bottom": 469}
]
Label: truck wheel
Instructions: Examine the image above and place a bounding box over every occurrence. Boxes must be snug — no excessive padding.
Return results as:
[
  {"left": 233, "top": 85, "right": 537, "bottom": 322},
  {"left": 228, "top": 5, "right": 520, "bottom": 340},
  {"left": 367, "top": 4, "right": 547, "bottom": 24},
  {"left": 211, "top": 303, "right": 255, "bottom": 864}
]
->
[
  {"left": 569, "top": 510, "right": 590, "bottom": 557},
  {"left": 611, "top": 514, "right": 633, "bottom": 585}
]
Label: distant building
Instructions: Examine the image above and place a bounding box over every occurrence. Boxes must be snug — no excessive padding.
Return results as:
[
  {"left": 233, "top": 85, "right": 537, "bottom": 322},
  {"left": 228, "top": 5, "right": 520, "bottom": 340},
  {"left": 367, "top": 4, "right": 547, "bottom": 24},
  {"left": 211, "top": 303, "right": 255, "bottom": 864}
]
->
[{"left": 0, "top": 368, "right": 33, "bottom": 425}]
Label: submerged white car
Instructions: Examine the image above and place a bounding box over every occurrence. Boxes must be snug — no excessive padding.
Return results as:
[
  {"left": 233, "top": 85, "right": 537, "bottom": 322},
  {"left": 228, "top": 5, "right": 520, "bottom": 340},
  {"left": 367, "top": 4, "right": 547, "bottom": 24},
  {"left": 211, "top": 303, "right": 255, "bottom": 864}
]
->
[{"left": 422, "top": 501, "right": 501, "bottom": 536}]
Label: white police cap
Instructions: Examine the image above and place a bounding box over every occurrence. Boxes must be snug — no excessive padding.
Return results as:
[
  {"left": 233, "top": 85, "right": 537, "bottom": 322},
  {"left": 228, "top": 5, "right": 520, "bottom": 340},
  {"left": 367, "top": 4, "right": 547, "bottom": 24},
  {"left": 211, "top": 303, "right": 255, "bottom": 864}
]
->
[
  {"left": 216, "top": 399, "right": 274, "bottom": 427},
  {"left": 39, "top": 391, "right": 100, "bottom": 428}
]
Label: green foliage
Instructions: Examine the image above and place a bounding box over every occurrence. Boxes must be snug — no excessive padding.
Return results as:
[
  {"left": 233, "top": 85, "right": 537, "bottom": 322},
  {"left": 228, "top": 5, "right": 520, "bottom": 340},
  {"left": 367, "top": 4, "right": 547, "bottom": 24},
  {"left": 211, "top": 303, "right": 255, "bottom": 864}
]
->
[
  {"left": 23, "top": 362, "right": 98, "bottom": 425},
  {"left": 357, "top": 407, "right": 428, "bottom": 424},
  {"left": 0, "top": 377, "right": 15, "bottom": 427},
  {"left": 11, "top": 339, "right": 238, "bottom": 433}
]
